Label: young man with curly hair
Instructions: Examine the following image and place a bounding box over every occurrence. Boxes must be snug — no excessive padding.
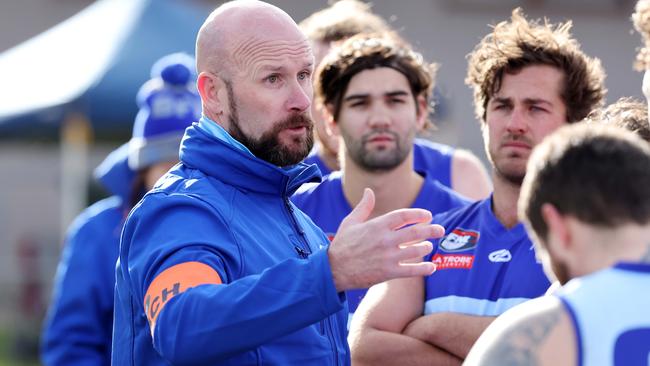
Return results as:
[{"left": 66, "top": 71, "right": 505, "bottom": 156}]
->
[
  {"left": 349, "top": 9, "right": 606, "bottom": 365},
  {"left": 299, "top": 0, "right": 492, "bottom": 200}
]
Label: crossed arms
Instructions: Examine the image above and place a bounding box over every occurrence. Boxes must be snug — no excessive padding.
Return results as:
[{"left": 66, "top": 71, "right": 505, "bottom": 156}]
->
[{"left": 349, "top": 275, "right": 495, "bottom": 365}]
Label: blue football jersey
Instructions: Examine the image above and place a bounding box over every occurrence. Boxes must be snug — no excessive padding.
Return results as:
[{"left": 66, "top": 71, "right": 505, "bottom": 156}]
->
[
  {"left": 556, "top": 263, "right": 650, "bottom": 366},
  {"left": 424, "top": 197, "right": 550, "bottom": 316},
  {"left": 292, "top": 171, "right": 469, "bottom": 325}
]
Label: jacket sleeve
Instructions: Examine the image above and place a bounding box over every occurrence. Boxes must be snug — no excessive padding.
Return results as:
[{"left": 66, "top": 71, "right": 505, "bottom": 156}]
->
[
  {"left": 41, "top": 206, "right": 119, "bottom": 366},
  {"left": 123, "top": 194, "right": 345, "bottom": 365}
]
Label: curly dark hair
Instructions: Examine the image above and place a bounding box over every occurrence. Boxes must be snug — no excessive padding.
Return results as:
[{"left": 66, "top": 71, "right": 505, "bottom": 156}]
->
[
  {"left": 315, "top": 34, "right": 437, "bottom": 126},
  {"left": 466, "top": 8, "right": 606, "bottom": 124}
]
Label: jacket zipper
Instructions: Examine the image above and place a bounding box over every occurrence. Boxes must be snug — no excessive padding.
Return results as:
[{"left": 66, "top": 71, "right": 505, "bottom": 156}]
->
[{"left": 283, "top": 196, "right": 339, "bottom": 363}]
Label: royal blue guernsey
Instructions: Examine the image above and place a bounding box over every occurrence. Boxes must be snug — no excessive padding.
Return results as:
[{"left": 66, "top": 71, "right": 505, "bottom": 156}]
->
[
  {"left": 556, "top": 263, "right": 650, "bottom": 366},
  {"left": 424, "top": 197, "right": 550, "bottom": 317},
  {"left": 292, "top": 171, "right": 469, "bottom": 326}
]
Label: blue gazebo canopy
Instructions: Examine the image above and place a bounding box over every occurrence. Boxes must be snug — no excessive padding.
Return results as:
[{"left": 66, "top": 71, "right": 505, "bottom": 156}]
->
[{"left": 0, "top": 0, "right": 207, "bottom": 139}]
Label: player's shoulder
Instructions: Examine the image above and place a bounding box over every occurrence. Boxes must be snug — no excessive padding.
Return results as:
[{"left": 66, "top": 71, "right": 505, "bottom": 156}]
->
[
  {"left": 466, "top": 295, "right": 574, "bottom": 366},
  {"left": 431, "top": 196, "right": 487, "bottom": 226},
  {"left": 414, "top": 138, "right": 454, "bottom": 156},
  {"left": 292, "top": 171, "right": 342, "bottom": 202}
]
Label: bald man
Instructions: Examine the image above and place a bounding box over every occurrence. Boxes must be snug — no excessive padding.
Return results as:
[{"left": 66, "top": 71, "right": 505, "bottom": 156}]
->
[{"left": 112, "top": 1, "right": 443, "bottom": 365}]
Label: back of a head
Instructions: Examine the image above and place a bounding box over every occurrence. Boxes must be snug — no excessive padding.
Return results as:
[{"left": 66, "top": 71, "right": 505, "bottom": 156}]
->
[
  {"left": 520, "top": 123, "right": 650, "bottom": 244},
  {"left": 316, "top": 34, "right": 437, "bottom": 123},
  {"left": 128, "top": 53, "right": 201, "bottom": 171},
  {"left": 587, "top": 97, "right": 650, "bottom": 143},
  {"left": 299, "top": 0, "right": 391, "bottom": 44},
  {"left": 466, "top": 8, "right": 606, "bottom": 123}
]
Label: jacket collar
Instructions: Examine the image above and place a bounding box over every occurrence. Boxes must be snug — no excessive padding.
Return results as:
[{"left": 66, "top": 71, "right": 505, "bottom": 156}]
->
[{"left": 179, "top": 124, "right": 321, "bottom": 196}]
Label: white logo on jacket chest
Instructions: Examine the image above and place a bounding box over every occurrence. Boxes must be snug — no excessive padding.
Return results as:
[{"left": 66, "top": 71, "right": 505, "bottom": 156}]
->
[{"left": 488, "top": 249, "right": 512, "bottom": 263}]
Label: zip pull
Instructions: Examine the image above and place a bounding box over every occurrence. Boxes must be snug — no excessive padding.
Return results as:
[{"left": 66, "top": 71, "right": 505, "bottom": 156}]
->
[{"left": 294, "top": 246, "right": 309, "bottom": 259}]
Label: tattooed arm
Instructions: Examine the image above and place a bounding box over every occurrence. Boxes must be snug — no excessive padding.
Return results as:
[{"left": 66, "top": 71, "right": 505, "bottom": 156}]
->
[{"left": 464, "top": 296, "right": 575, "bottom": 366}]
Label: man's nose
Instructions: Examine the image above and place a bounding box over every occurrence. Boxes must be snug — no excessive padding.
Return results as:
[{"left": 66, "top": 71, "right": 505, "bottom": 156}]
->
[
  {"left": 506, "top": 106, "right": 528, "bottom": 134},
  {"left": 287, "top": 82, "right": 311, "bottom": 113},
  {"left": 367, "top": 103, "right": 391, "bottom": 128}
]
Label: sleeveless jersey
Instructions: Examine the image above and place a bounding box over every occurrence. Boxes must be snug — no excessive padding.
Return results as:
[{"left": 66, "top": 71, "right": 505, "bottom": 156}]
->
[
  {"left": 425, "top": 197, "right": 550, "bottom": 316},
  {"left": 556, "top": 263, "right": 650, "bottom": 366},
  {"left": 292, "top": 171, "right": 469, "bottom": 327}
]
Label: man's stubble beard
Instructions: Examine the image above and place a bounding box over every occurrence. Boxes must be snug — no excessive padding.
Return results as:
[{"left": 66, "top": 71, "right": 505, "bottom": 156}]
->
[
  {"left": 342, "top": 128, "right": 413, "bottom": 173},
  {"left": 486, "top": 133, "right": 530, "bottom": 186}
]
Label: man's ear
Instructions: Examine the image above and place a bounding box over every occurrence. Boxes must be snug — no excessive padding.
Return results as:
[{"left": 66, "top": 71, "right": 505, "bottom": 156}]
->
[
  {"left": 323, "top": 103, "right": 340, "bottom": 137},
  {"left": 415, "top": 95, "right": 428, "bottom": 131},
  {"left": 197, "top": 71, "right": 228, "bottom": 120},
  {"left": 541, "top": 203, "right": 572, "bottom": 257}
]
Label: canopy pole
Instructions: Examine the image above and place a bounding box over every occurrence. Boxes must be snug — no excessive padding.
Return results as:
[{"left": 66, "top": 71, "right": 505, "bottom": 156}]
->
[{"left": 59, "top": 112, "right": 93, "bottom": 241}]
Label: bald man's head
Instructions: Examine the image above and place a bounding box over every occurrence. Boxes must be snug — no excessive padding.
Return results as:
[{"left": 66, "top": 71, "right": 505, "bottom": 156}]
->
[{"left": 196, "top": 0, "right": 308, "bottom": 79}]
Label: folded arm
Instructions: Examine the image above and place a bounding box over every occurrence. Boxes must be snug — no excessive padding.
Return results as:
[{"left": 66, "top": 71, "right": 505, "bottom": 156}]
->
[
  {"left": 404, "top": 312, "right": 495, "bottom": 359},
  {"left": 349, "top": 276, "right": 461, "bottom": 366}
]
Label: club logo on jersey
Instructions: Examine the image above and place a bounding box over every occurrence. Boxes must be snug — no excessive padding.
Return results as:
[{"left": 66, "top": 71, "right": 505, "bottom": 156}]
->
[
  {"left": 438, "top": 228, "right": 479, "bottom": 252},
  {"left": 431, "top": 253, "right": 475, "bottom": 269},
  {"left": 488, "top": 249, "right": 512, "bottom": 263}
]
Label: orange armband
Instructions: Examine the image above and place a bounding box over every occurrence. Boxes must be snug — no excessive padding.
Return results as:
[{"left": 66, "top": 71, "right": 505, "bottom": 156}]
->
[{"left": 144, "top": 261, "right": 222, "bottom": 335}]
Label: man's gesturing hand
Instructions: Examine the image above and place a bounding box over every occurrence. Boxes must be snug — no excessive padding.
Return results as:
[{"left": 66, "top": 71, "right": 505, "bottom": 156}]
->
[{"left": 328, "top": 188, "right": 445, "bottom": 292}]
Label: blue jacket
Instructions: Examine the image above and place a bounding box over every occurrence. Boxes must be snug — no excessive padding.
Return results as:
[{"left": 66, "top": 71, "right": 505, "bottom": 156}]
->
[
  {"left": 41, "top": 143, "right": 133, "bottom": 366},
  {"left": 113, "top": 124, "right": 350, "bottom": 365}
]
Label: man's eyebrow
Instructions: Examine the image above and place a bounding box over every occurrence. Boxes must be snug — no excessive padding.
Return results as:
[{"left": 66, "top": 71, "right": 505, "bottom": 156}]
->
[
  {"left": 385, "top": 90, "right": 410, "bottom": 97},
  {"left": 490, "top": 97, "right": 512, "bottom": 104},
  {"left": 344, "top": 93, "right": 370, "bottom": 102},
  {"left": 523, "top": 98, "right": 553, "bottom": 106},
  {"left": 344, "top": 89, "right": 411, "bottom": 101}
]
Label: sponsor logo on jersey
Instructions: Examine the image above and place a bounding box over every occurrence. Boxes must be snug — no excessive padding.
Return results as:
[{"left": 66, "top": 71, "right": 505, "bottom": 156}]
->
[
  {"left": 438, "top": 228, "right": 479, "bottom": 252},
  {"left": 488, "top": 249, "right": 512, "bottom": 263},
  {"left": 431, "top": 253, "right": 475, "bottom": 269}
]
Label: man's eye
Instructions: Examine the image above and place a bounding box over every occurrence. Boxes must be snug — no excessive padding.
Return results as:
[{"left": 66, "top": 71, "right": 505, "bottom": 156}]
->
[
  {"left": 298, "top": 71, "right": 311, "bottom": 80},
  {"left": 266, "top": 75, "right": 279, "bottom": 83}
]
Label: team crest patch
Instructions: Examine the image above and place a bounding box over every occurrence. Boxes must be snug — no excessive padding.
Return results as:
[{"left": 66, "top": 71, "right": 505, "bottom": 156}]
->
[{"left": 438, "top": 228, "right": 479, "bottom": 252}]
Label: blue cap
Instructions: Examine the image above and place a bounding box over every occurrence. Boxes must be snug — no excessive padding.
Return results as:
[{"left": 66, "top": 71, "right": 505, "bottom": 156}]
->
[{"left": 128, "top": 52, "right": 201, "bottom": 170}]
